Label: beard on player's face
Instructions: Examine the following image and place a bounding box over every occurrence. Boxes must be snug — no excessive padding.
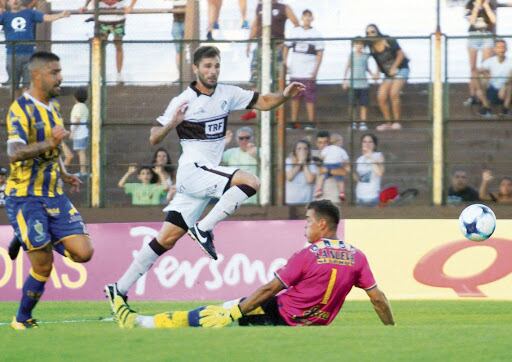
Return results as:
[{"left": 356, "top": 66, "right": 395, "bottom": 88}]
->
[{"left": 197, "top": 72, "right": 217, "bottom": 89}]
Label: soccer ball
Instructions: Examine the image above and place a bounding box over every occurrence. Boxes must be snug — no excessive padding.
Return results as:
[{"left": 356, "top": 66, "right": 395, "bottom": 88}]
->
[{"left": 458, "top": 204, "right": 496, "bottom": 241}]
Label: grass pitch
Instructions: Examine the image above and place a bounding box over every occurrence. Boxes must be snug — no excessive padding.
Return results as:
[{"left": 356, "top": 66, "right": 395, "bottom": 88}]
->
[{"left": 1, "top": 300, "right": 511, "bottom": 361}]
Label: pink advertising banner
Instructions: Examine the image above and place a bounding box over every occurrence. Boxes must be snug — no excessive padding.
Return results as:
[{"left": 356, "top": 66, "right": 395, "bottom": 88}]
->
[{"left": 1, "top": 221, "right": 338, "bottom": 301}]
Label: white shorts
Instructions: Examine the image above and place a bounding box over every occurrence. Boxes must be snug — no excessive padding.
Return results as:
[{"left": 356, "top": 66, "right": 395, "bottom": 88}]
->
[{"left": 163, "top": 162, "right": 238, "bottom": 228}]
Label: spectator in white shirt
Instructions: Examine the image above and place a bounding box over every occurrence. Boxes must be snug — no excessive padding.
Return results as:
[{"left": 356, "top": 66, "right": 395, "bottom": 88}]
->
[
  {"left": 354, "top": 133, "right": 385, "bottom": 206},
  {"left": 285, "top": 140, "right": 317, "bottom": 205},
  {"left": 70, "top": 88, "right": 89, "bottom": 176},
  {"left": 283, "top": 9, "right": 324, "bottom": 130},
  {"left": 476, "top": 39, "right": 512, "bottom": 117},
  {"left": 314, "top": 130, "right": 350, "bottom": 203}
]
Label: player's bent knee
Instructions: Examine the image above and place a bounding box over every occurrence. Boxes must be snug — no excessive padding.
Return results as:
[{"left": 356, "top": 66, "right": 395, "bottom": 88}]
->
[
  {"left": 32, "top": 262, "right": 53, "bottom": 277},
  {"left": 74, "top": 248, "right": 94, "bottom": 263}
]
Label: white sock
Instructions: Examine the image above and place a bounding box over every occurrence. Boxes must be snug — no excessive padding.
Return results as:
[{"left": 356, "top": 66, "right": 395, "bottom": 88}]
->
[
  {"left": 222, "top": 298, "right": 242, "bottom": 309},
  {"left": 198, "top": 186, "right": 252, "bottom": 231},
  {"left": 135, "top": 315, "right": 155, "bottom": 329},
  {"left": 117, "top": 243, "right": 160, "bottom": 295}
]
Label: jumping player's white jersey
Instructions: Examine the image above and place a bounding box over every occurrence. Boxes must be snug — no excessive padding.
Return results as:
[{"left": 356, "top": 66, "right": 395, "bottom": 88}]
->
[{"left": 157, "top": 82, "right": 258, "bottom": 166}]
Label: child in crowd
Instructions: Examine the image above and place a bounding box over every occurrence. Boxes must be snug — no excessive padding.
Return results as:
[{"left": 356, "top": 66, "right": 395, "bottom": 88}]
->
[
  {"left": 118, "top": 165, "right": 169, "bottom": 206},
  {"left": 314, "top": 131, "right": 350, "bottom": 201},
  {"left": 70, "top": 88, "right": 89, "bottom": 176},
  {"left": 343, "top": 37, "right": 375, "bottom": 131}
]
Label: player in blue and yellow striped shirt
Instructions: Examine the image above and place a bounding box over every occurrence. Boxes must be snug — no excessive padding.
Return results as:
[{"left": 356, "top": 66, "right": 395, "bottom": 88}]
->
[{"left": 5, "top": 51, "right": 94, "bottom": 330}]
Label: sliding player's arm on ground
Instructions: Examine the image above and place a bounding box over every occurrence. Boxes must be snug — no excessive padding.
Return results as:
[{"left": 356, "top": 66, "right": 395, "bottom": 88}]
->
[
  {"left": 252, "top": 82, "right": 306, "bottom": 111},
  {"left": 366, "top": 286, "right": 395, "bottom": 326},
  {"left": 238, "top": 278, "right": 285, "bottom": 315},
  {"left": 149, "top": 102, "right": 187, "bottom": 145},
  {"left": 200, "top": 278, "right": 285, "bottom": 328}
]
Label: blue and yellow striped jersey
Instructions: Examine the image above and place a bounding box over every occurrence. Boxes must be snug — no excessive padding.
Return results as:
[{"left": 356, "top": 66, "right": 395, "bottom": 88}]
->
[{"left": 6, "top": 93, "right": 64, "bottom": 197}]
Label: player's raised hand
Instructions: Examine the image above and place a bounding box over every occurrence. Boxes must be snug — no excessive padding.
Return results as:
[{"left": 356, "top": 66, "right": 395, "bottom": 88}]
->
[
  {"left": 49, "top": 126, "right": 70, "bottom": 148},
  {"left": 482, "top": 169, "right": 494, "bottom": 182},
  {"left": 283, "top": 81, "right": 306, "bottom": 98},
  {"left": 199, "top": 304, "right": 243, "bottom": 328},
  {"left": 128, "top": 164, "right": 138, "bottom": 174},
  {"left": 172, "top": 103, "right": 188, "bottom": 126}
]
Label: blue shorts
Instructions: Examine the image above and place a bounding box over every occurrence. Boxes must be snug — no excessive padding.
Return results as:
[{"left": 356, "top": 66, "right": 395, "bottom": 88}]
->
[
  {"left": 468, "top": 31, "right": 494, "bottom": 50},
  {"left": 324, "top": 163, "right": 344, "bottom": 182},
  {"left": 353, "top": 88, "right": 369, "bottom": 106},
  {"left": 73, "top": 137, "right": 88, "bottom": 151},
  {"left": 5, "top": 195, "right": 88, "bottom": 252},
  {"left": 486, "top": 85, "right": 503, "bottom": 105},
  {"left": 385, "top": 67, "right": 409, "bottom": 81},
  {"left": 356, "top": 197, "right": 379, "bottom": 207}
]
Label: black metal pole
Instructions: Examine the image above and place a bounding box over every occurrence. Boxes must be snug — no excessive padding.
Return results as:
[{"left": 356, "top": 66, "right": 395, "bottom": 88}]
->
[{"left": 436, "top": 0, "right": 441, "bottom": 33}]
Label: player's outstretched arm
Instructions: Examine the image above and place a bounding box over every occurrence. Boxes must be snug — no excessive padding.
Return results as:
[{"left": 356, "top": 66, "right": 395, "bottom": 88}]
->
[
  {"left": 200, "top": 278, "right": 285, "bottom": 328},
  {"left": 252, "top": 82, "right": 306, "bottom": 111},
  {"left": 366, "top": 287, "right": 395, "bottom": 326},
  {"left": 238, "top": 278, "right": 285, "bottom": 315},
  {"left": 8, "top": 126, "right": 69, "bottom": 163}
]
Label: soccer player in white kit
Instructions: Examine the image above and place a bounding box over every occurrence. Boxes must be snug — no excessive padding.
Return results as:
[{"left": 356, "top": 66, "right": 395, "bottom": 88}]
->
[{"left": 105, "top": 46, "right": 305, "bottom": 306}]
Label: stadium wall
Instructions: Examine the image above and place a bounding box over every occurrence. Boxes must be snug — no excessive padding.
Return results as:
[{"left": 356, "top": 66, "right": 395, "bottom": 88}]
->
[{"left": 1, "top": 220, "right": 511, "bottom": 301}]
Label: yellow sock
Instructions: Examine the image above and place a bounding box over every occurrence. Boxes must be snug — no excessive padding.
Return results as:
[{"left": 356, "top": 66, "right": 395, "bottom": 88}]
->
[
  {"left": 154, "top": 311, "right": 190, "bottom": 329},
  {"left": 246, "top": 306, "right": 265, "bottom": 316}
]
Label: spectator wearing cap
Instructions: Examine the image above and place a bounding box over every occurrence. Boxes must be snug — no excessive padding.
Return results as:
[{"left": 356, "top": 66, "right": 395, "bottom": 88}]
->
[
  {"left": 222, "top": 126, "right": 259, "bottom": 204},
  {"left": 0, "top": 167, "right": 8, "bottom": 207}
]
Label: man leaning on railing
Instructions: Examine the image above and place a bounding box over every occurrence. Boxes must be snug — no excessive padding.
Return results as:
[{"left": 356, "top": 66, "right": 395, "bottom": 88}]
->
[{"left": 0, "top": 0, "right": 69, "bottom": 95}]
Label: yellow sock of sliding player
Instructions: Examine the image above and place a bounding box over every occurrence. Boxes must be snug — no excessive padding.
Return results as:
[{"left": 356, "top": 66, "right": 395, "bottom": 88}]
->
[{"left": 154, "top": 311, "right": 190, "bottom": 328}]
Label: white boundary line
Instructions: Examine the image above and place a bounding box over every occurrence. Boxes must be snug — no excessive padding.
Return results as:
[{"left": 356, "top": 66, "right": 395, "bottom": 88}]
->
[{"left": 0, "top": 317, "right": 114, "bottom": 326}]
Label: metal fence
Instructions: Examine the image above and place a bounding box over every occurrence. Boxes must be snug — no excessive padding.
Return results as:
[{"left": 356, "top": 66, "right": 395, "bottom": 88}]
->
[{"left": 0, "top": 35, "right": 511, "bottom": 208}]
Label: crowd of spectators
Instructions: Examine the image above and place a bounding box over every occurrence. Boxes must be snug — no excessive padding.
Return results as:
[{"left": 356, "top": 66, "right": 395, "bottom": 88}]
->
[
  {"left": 285, "top": 131, "right": 381, "bottom": 206},
  {"left": 115, "top": 147, "right": 176, "bottom": 206},
  {"left": 447, "top": 169, "right": 512, "bottom": 205},
  {"left": 1, "top": 1, "right": 511, "bottom": 208}
]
